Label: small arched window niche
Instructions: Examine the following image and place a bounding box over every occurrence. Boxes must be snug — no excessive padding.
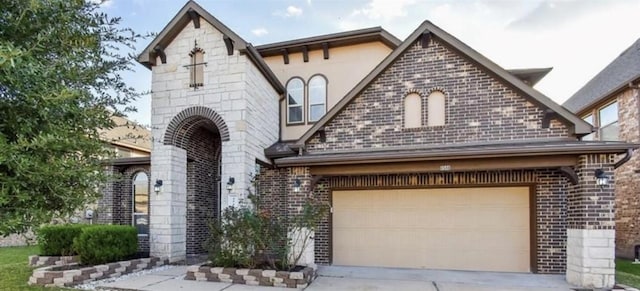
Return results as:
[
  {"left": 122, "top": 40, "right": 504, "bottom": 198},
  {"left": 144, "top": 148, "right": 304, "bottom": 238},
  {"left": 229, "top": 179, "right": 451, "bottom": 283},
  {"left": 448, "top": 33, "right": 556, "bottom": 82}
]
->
[
  {"left": 404, "top": 93, "right": 422, "bottom": 128},
  {"left": 286, "top": 78, "right": 305, "bottom": 124},
  {"left": 308, "top": 75, "right": 327, "bottom": 122},
  {"left": 427, "top": 90, "right": 446, "bottom": 127},
  {"left": 132, "top": 172, "right": 149, "bottom": 236},
  {"left": 189, "top": 46, "right": 205, "bottom": 89}
]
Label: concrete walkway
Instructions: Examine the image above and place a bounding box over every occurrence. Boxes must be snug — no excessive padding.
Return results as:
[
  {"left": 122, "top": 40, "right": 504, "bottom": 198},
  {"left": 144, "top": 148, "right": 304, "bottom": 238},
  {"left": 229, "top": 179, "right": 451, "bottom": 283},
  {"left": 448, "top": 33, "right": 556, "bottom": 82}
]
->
[{"left": 96, "top": 265, "right": 578, "bottom": 291}]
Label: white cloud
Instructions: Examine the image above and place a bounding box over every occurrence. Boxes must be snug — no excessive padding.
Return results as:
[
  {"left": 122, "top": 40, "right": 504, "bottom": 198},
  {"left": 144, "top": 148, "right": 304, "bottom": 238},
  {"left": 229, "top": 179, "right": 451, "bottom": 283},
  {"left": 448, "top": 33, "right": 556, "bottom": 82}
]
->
[
  {"left": 286, "top": 6, "right": 303, "bottom": 17},
  {"left": 90, "top": 0, "right": 113, "bottom": 8},
  {"left": 251, "top": 27, "right": 269, "bottom": 37}
]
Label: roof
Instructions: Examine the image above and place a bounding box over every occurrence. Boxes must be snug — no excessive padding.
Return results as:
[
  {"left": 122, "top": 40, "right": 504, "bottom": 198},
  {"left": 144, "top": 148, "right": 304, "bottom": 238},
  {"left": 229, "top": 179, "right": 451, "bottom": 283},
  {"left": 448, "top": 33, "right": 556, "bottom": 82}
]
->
[
  {"left": 295, "top": 21, "right": 592, "bottom": 146},
  {"left": 99, "top": 115, "right": 151, "bottom": 153},
  {"left": 255, "top": 27, "right": 401, "bottom": 57},
  {"left": 276, "top": 139, "right": 635, "bottom": 167},
  {"left": 136, "top": 0, "right": 284, "bottom": 94},
  {"left": 564, "top": 38, "right": 640, "bottom": 113},
  {"left": 507, "top": 67, "right": 553, "bottom": 86}
]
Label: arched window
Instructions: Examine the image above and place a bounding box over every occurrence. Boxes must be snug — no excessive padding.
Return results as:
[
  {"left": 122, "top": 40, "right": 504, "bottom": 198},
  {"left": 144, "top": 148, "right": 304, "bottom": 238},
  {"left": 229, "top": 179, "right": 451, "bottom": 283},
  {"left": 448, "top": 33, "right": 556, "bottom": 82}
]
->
[
  {"left": 404, "top": 93, "right": 422, "bottom": 128},
  {"left": 132, "top": 172, "right": 149, "bottom": 236},
  {"left": 287, "top": 78, "right": 304, "bottom": 124},
  {"left": 428, "top": 91, "right": 446, "bottom": 126},
  {"left": 189, "top": 47, "right": 205, "bottom": 89},
  {"left": 308, "top": 75, "right": 327, "bottom": 122}
]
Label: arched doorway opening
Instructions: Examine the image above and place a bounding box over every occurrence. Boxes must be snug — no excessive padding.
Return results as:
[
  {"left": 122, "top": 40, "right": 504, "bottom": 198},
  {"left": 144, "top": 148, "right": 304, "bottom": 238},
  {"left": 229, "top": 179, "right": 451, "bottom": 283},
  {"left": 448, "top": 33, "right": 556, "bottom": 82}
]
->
[{"left": 164, "top": 107, "right": 227, "bottom": 255}]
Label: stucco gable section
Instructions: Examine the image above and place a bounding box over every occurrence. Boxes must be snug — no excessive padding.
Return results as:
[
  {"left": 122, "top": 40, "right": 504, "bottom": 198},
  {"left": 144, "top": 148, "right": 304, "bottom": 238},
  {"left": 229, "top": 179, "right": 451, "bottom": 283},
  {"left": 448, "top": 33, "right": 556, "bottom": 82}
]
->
[
  {"left": 295, "top": 21, "right": 592, "bottom": 147},
  {"left": 137, "top": 0, "right": 283, "bottom": 94}
]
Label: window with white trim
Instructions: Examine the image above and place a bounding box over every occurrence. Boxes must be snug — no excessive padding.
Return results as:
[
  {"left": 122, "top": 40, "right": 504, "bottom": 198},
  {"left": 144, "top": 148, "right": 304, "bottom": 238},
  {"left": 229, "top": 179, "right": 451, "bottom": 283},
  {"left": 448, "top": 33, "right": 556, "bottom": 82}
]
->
[
  {"left": 308, "top": 75, "right": 327, "bottom": 122},
  {"left": 598, "top": 101, "right": 618, "bottom": 141},
  {"left": 582, "top": 114, "right": 594, "bottom": 141},
  {"left": 132, "top": 172, "right": 149, "bottom": 236},
  {"left": 287, "top": 78, "right": 304, "bottom": 124}
]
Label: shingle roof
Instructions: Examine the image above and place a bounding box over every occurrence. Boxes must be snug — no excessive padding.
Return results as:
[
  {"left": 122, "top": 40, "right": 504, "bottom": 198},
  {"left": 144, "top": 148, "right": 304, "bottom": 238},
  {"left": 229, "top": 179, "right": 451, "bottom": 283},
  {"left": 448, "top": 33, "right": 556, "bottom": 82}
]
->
[{"left": 563, "top": 38, "right": 640, "bottom": 113}]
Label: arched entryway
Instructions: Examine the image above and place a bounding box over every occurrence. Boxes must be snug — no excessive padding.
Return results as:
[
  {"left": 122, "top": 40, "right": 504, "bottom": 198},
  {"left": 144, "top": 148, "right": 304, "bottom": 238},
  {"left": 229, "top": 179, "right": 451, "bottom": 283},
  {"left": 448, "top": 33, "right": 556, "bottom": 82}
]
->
[{"left": 164, "top": 106, "right": 228, "bottom": 255}]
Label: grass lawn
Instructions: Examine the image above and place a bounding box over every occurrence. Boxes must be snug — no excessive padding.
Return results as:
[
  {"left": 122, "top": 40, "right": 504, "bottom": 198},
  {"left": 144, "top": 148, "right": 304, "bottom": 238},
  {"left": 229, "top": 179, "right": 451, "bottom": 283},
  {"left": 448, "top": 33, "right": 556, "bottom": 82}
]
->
[
  {"left": 0, "top": 245, "right": 69, "bottom": 291},
  {"left": 617, "top": 258, "right": 640, "bottom": 288}
]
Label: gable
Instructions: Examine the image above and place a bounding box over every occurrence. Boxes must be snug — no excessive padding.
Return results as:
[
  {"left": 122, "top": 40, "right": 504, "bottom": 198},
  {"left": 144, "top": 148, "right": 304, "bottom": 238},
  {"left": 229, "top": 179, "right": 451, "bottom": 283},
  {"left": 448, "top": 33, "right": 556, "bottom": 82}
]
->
[
  {"left": 305, "top": 37, "right": 570, "bottom": 152},
  {"left": 297, "top": 21, "right": 591, "bottom": 148}
]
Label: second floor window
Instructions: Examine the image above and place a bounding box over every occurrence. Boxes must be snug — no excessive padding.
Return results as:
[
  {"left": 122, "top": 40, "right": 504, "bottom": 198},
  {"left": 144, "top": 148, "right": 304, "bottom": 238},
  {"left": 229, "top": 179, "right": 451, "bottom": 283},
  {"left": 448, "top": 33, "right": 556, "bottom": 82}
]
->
[
  {"left": 308, "top": 75, "right": 327, "bottom": 122},
  {"left": 287, "top": 78, "right": 304, "bottom": 124},
  {"left": 599, "top": 101, "right": 618, "bottom": 141}
]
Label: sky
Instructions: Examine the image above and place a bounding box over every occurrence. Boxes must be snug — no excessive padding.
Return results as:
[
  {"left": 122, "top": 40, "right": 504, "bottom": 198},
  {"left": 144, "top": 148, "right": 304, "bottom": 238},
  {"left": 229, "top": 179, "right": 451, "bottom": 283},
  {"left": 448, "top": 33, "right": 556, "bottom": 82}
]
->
[{"left": 99, "top": 0, "right": 640, "bottom": 125}]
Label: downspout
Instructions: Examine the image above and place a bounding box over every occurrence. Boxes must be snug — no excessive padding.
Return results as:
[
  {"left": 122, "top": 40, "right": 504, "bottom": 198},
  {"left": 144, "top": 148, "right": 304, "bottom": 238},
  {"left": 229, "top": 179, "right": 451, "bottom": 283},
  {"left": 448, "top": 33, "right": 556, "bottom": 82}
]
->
[{"left": 614, "top": 148, "right": 633, "bottom": 169}]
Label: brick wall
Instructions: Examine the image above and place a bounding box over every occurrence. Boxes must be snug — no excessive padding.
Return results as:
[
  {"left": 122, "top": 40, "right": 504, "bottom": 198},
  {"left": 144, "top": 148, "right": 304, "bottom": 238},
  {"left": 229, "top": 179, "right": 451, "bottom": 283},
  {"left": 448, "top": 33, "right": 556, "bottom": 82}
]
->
[
  {"left": 306, "top": 39, "right": 569, "bottom": 152},
  {"left": 568, "top": 154, "right": 617, "bottom": 230},
  {"left": 259, "top": 168, "right": 570, "bottom": 273},
  {"left": 615, "top": 88, "right": 640, "bottom": 258}
]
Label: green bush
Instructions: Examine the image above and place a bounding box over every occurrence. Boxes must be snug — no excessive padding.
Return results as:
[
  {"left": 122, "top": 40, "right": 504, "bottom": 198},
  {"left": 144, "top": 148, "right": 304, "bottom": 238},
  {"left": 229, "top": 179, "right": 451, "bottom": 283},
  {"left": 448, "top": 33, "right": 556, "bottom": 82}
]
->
[
  {"left": 37, "top": 224, "right": 89, "bottom": 256},
  {"left": 73, "top": 225, "right": 137, "bottom": 265}
]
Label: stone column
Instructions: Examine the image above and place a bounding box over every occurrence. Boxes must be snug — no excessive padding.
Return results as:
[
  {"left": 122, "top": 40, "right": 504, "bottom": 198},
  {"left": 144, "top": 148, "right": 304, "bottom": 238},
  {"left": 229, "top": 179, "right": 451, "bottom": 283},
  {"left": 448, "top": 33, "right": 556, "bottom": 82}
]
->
[
  {"left": 150, "top": 144, "right": 187, "bottom": 262},
  {"left": 566, "top": 154, "right": 616, "bottom": 288}
]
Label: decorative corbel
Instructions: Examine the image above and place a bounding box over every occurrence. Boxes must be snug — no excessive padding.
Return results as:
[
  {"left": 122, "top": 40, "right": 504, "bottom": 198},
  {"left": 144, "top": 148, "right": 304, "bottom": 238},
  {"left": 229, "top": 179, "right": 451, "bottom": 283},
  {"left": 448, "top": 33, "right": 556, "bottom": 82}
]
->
[
  {"left": 541, "top": 109, "right": 556, "bottom": 129},
  {"left": 322, "top": 42, "right": 329, "bottom": 60},
  {"left": 154, "top": 45, "right": 166, "bottom": 64},
  {"left": 421, "top": 32, "right": 431, "bottom": 48},
  {"left": 223, "top": 35, "right": 234, "bottom": 56},
  {"left": 187, "top": 9, "right": 200, "bottom": 28},
  {"left": 310, "top": 175, "right": 325, "bottom": 191},
  {"left": 302, "top": 46, "right": 309, "bottom": 63},
  {"left": 318, "top": 127, "right": 326, "bottom": 143},
  {"left": 559, "top": 166, "right": 578, "bottom": 185},
  {"left": 281, "top": 48, "right": 289, "bottom": 64}
]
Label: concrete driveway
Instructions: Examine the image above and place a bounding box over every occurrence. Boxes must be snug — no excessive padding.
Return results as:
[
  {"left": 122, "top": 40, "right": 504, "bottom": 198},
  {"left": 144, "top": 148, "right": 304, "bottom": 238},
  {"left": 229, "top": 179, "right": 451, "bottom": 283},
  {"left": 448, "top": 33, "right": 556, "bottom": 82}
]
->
[
  {"left": 96, "top": 265, "right": 577, "bottom": 291},
  {"left": 311, "top": 266, "right": 575, "bottom": 291}
]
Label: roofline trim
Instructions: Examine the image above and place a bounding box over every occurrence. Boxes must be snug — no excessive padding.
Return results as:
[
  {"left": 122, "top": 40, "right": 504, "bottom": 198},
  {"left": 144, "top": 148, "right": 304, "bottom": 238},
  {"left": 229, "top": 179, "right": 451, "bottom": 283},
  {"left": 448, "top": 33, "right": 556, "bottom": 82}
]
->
[
  {"left": 294, "top": 21, "right": 592, "bottom": 146},
  {"left": 275, "top": 143, "right": 633, "bottom": 167},
  {"left": 255, "top": 27, "right": 401, "bottom": 55},
  {"left": 572, "top": 73, "right": 640, "bottom": 115}
]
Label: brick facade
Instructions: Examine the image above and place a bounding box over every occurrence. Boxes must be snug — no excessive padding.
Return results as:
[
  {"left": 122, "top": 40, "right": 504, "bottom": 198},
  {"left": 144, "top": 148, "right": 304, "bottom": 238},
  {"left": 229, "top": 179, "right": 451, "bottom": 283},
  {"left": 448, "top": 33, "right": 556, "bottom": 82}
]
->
[
  {"left": 615, "top": 88, "right": 640, "bottom": 258},
  {"left": 306, "top": 39, "right": 568, "bottom": 152}
]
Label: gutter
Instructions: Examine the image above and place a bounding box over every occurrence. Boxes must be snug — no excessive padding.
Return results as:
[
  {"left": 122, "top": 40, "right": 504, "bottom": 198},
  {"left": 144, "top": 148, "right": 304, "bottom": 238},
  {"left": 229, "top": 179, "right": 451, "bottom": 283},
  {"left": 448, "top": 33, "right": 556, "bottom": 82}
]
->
[{"left": 614, "top": 148, "right": 633, "bottom": 169}]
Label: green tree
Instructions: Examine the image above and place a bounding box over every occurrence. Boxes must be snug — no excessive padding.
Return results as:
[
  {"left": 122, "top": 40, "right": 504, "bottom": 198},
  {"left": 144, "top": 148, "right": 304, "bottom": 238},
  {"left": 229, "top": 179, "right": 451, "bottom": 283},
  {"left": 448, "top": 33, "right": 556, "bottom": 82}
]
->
[{"left": 0, "top": 0, "right": 143, "bottom": 235}]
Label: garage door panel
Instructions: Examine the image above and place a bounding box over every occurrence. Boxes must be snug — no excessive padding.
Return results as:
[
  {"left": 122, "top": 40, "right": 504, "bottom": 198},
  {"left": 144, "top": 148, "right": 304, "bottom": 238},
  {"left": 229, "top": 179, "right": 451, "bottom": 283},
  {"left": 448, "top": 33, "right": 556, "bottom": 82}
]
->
[{"left": 333, "top": 187, "right": 530, "bottom": 272}]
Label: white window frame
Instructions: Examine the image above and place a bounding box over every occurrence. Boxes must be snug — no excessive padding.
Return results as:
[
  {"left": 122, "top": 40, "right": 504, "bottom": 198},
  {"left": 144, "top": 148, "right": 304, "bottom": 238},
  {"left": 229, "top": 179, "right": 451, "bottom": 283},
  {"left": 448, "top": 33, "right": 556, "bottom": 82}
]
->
[{"left": 307, "top": 75, "right": 327, "bottom": 123}]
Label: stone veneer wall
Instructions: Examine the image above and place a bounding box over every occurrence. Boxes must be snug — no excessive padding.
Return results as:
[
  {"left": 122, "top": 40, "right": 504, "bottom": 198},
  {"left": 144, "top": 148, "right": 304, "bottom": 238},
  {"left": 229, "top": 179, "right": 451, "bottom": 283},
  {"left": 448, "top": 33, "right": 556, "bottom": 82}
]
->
[
  {"left": 306, "top": 38, "right": 569, "bottom": 152},
  {"left": 566, "top": 154, "right": 617, "bottom": 289},
  {"left": 259, "top": 168, "right": 570, "bottom": 273},
  {"left": 149, "top": 16, "right": 279, "bottom": 261},
  {"left": 615, "top": 88, "right": 640, "bottom": 259}
]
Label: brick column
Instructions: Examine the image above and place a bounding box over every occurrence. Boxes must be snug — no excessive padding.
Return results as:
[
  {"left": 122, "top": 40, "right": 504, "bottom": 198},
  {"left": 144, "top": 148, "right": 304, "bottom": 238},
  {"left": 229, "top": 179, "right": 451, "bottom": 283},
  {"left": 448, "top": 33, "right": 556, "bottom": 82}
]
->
[
  {"left": 286, "top": 167, "right": 315, "bottom": 266},
  {"left": 150, "top": 144, "right": 187, "bottom": 262},
  {"left": 566, "top": 154, "right": 616, "bottom": 288}
]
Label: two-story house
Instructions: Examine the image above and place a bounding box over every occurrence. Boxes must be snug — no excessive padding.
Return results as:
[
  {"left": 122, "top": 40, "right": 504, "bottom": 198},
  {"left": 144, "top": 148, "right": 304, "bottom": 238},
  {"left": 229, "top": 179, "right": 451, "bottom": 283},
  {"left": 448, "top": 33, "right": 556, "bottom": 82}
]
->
[
  {"left": 101, "top": 1, "right": 638, "bottom": 288},
  {"left": 563, "top": 38, "right": 640, "bottom": 261}
]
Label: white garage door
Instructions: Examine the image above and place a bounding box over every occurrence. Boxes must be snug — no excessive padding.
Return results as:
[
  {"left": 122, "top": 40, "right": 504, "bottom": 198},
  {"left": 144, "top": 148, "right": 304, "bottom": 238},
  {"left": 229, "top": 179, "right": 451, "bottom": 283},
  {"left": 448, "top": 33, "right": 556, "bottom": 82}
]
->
[{"left": 332, "top": 187, "right": 530, "bottom": 272}]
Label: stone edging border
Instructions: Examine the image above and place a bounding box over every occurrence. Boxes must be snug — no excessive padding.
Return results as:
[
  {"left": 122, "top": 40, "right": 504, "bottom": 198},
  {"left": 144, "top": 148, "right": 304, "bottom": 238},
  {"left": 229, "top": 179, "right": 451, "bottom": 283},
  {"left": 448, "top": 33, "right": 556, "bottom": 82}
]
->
[
  {"left": 184, "top": 264, "right": 316, "bottom": 288},
  {"left": 28, "top": 256, "right": 169, "bottom": 287},
  {"left": 29, "top": 255, "right": 79, "bottom": 268}
]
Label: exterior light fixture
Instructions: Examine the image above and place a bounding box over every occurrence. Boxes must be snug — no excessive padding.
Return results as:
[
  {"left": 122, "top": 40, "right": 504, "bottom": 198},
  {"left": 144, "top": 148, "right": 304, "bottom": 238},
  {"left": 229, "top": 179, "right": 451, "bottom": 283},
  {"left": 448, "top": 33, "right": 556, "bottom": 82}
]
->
[
  {"left": 154, "top": 179, "right": 163, "bottom": 194},
  {"left": 595, "top": 169, "right": 608, "bottom": 187},
  {"left": 293, "top": 178, "right": 301, "bottom": 192},
  {"left": 226, "top": 177, "right": 235, "bottom": 191}
]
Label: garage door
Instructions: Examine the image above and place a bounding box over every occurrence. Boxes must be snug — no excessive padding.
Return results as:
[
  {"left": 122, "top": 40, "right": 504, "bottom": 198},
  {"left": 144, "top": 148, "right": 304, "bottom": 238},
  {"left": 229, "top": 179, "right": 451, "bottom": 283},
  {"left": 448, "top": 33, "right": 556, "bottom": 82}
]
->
[{"left": 332, "top": 187, "right": 530, "bottom": 272}]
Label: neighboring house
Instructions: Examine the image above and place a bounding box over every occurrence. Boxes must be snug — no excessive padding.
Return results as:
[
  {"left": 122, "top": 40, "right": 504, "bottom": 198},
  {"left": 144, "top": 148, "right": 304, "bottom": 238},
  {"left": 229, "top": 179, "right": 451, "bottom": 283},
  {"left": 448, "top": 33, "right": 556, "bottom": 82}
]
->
[
  {"left": 126, "top": 1, "right": 635, "bottom": 288},
  {"left": 563, "top": 38, "right": 640, "bottom": 260}
]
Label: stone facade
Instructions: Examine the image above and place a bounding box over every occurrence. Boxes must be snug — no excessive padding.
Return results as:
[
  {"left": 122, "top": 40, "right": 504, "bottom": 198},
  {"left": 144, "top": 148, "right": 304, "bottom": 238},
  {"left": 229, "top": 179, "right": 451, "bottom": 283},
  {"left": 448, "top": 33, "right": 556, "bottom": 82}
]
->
[
  {"left": 306, "top": 39, "right": 569, "bottom": 152},
  {"left": 149, "top": 17, "right": 279, "bottom": 260},
  {"left": 615, "top": 87, "right": 640, "bottom": 259}
]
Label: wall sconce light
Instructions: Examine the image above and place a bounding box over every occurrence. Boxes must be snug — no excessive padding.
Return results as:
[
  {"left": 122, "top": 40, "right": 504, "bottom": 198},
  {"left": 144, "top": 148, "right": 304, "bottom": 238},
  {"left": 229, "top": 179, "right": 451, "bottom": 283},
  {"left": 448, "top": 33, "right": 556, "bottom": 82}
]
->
[
  {"left": 226, "top": 177, "right": 235, "bottom": 191},
  {"left": 293, "top": 178, "right": 301, "bottom": 192},
  {"left": 595, "top": 169, "right": 608, "bottom": 187},
  {"left": 154, "top": 179, "right": 163, "bottom": 194}
]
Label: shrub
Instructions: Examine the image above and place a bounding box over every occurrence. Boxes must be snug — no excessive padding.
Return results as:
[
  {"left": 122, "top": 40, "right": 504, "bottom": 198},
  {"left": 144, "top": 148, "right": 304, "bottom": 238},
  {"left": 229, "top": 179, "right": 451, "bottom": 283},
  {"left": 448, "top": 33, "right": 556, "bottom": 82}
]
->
[
  {"left": 37, "top": 224, "right": 89, "bottom": 256},
  {"left": 73, "top": 225, "right": 137, "bottom": 265}
]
